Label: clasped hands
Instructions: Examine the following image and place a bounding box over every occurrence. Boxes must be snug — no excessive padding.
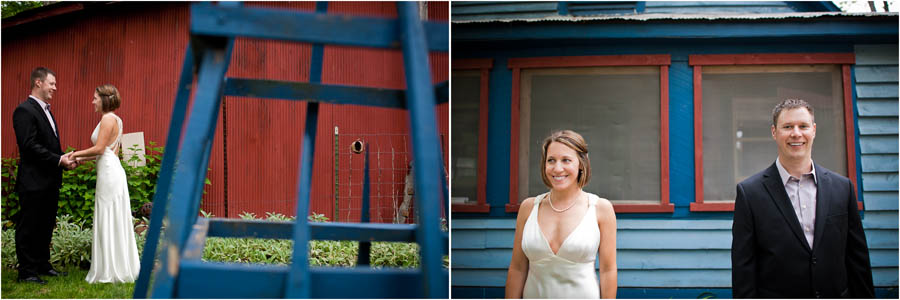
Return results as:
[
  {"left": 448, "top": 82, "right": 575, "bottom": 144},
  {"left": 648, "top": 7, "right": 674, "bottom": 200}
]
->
[{"left": 61, "top": 152, "right": 80, "bottom": 170}]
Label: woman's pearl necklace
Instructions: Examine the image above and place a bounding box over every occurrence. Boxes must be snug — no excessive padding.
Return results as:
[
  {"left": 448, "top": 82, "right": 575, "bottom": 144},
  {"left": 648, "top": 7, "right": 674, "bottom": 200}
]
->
[{"left": 548, "top": 191, "right": 580, "bottom": 213}]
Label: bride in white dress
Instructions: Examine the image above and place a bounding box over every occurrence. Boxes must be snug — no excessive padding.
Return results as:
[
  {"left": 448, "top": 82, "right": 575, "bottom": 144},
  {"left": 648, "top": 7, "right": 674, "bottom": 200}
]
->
[
  {"left": 506, "top": 130, "right": 617, "bottom": 298},
  {"left": 67, "top": 84, "right": 140, "bottom": 283}
]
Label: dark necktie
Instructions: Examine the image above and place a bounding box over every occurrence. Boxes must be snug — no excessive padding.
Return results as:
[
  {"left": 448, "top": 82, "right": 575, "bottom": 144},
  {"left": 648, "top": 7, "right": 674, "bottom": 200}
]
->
[{"left": 46, "top": 103, "right": 58, "bottom": 137}]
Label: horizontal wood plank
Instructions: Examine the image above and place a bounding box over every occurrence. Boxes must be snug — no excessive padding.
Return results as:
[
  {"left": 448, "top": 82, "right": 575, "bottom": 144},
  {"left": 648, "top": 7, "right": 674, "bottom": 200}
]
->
[
  {"left": 858, "top": 117, "right": 900, "bottom": 135},
  {"left": 451, "top": 2, "right": 556, "bottom": 15},
  {"left": 863, "top": 192, "right": 900, "bottom": 211},
  {"left": 856, "top": 83, "right": 900, "bottom": 98},
  {"left": 451, "top": 268, "right": 899, "bottom": 288},
  {"left": 863, "top": 211, "right": 900, "bottom": 229},
  {"left": 861, "top": 154, "right": 900, "bottom": 172},
  {"left": 862, "top": 173, "right": 900, "bottom": 192},
  {"left": 856, "top": 99, "right": 900, "bottom": 117},
  {"left": 855, "top": 44, "right": 900, "bottom": 65},
  {"left": 854, "top": 65, "right": 899, "bottom": 83},
  {"left": 860, "top": 136, "right": 899, "bottom": 154},
  {"left": 866, "top": 229, "right": 900, "bottom": 250}
]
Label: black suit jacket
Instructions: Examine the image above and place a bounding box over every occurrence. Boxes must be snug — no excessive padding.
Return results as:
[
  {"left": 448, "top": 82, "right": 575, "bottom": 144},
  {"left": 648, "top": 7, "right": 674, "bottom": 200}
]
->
[
  {"left": 731, "top": 162, "right": 874, "bottom": 298},
  {"left": 12, "top": 97, "right": 63, "bottom": 193}
]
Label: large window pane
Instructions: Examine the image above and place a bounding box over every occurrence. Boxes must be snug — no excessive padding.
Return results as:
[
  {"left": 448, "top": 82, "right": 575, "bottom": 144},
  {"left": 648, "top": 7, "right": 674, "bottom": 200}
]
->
[
  {"left": 451, "top": 71, "right": 481, "bottom": 204},
  {"left": 701, "top": 65, "right": 846, "bottom": 201},
  {"left": 519, "top": 66, "right": 661, "bottom": 203}
]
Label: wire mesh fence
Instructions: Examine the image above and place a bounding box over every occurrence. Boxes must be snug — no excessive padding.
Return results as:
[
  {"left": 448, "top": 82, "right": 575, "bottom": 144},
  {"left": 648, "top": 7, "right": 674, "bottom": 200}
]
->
[{"left": 335, "top": 132, "right": 448, "bottom": 224}]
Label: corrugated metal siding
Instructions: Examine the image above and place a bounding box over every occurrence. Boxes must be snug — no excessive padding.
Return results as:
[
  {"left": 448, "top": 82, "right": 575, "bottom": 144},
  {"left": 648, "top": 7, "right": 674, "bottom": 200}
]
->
[
  {"left": 220, "top": 1, "right": 316, "bottom": 219},
  {"left": 854, "top": 44, "right": 900, "bottom": 288},
  {"left": 2, "top": 1, "right": 448, "bottom": 222}
]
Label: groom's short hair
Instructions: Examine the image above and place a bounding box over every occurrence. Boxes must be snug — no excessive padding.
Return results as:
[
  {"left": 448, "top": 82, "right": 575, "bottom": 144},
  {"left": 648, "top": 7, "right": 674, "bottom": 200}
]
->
[{"left": 30, "top": 67, "right": 56, "bottom": 89}]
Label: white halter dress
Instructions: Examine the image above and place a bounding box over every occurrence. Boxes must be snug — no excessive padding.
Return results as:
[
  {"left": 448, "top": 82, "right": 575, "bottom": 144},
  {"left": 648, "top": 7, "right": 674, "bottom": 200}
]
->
[
  {"left": 522, "top": 192, "right": 602, "bottom": 298},
  {"left": 85, "top": 113, "right": 140, "bottom": 283}
]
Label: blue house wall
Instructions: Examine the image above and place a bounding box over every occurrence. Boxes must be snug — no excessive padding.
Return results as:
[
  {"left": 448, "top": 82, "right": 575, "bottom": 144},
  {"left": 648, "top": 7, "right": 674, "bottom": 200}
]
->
[
  {"left": 452, "top": 1, "right": 838, "bottom": 21},
  {"left": 450, "top": 3, "right": 898, "bottom": 298}
]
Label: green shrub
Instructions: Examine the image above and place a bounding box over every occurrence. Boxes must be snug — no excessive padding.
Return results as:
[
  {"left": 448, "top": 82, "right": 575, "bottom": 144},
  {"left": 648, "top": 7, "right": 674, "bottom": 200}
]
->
[
  {"left": 1, "top": 226, "right": 16, "bottom": 269},
  {"left": 122, "top": 142, "right": 163, "bottom": 215},
  {"left": 1, "top": 157, "right": 19, "bottom": 229},
  {"left": 49, "top": 215, "right": 93, "bottom": 267},
  {"left": 201, "top": 212, "right": 438, "bottom": 268},
  {"left": 1, "top": 141, "right": 210, "bottom": 228},
  {"left": 2, "top": 212, "right": 444, "bottom": 271},
  {"left": 1, "top": 215, "right": 147, "bottom": 270},
  {"left": 57, "top": 148, "right": 98, "bottom": 227}
]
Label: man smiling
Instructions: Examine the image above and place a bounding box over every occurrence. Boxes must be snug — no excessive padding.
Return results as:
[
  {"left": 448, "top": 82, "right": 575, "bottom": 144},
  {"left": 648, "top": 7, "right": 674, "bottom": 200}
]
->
[{"left": 731, "top": 99, "right": 874, "bottom": 298}]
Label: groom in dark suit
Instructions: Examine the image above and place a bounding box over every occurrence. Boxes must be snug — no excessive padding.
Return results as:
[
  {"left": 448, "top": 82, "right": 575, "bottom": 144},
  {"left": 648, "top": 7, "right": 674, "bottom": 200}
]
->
[
  {"left": 12, "top": 67, "right": 75, "bottom": 284},
  {"left": 731, "top": 99, "right": 874, "bottom": 298}
]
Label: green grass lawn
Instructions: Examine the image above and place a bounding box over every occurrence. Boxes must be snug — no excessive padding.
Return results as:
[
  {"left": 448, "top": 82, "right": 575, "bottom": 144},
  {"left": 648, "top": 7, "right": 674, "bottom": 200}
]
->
[{"left": 1, "top": 266, "right": 134, "bottom": 298}]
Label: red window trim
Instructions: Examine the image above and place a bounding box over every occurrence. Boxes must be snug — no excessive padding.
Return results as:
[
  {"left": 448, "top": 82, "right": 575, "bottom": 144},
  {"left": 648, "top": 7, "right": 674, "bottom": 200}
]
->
[
  {"left": 451, "top": 58, "right": 493, "bottom": 213},
  {"left": 506, "top": 54, "right": 674, "bottom": 213},
  {"left": 688, "top": 53, "right": 862, "bottom": 212}
]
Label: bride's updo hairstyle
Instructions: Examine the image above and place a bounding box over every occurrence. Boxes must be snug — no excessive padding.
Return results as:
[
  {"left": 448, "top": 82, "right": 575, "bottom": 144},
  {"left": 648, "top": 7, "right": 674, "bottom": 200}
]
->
[
  {"left": 95, "top": 84, "right": 121, "bottom": 113},
  {"left": 540, "top": 130, "right": 591, "bottom": 189}
]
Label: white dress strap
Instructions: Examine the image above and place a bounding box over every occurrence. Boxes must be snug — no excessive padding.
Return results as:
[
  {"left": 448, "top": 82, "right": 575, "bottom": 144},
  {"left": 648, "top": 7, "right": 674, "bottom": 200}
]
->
[{"left": 109, "top": 114, "right": 123, "bottom": 154}]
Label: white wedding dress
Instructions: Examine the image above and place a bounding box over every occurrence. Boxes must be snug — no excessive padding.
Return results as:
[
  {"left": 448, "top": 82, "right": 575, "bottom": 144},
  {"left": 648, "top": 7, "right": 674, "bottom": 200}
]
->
[
  {"left": 85, "top": 113, "right": 140, "bottom": 283},
  {"left": 522, "top": 192, "right": 602, "bottom": 298}
]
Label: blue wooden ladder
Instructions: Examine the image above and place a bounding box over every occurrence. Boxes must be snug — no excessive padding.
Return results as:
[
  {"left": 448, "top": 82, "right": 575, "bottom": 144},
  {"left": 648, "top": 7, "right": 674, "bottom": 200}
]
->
[{"left": 132, "top": 2, "right": 449, "bottom": 298}]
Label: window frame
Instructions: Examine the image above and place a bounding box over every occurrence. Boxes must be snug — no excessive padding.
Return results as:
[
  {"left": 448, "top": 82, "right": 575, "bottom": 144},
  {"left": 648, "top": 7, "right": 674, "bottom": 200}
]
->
[
  {"left": 506, "top": 54, "right": 674, "bottom": 213},
  {"left": 451, "top": 58, "right": 493, "bottom": 213},
  {"left": 688, "top": 53, "right": 862, "bottom": 212}
]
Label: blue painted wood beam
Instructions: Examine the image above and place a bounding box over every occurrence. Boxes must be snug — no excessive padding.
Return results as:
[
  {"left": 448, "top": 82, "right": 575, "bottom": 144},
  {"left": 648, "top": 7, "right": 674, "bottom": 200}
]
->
[
  {"left": 133, "top": 42, "right": 195, "bottom": 299},
  {"left": 177, "top": 261, "right": 289, "bottom": 298},
  {"left": 635, "top": 1, "right": 646, "bottom": 13},
  {"left": 175, "top": 262, "right": 449, "bottom": 299},
  {"left": 206, "top": 218, "right": 419, "bottom": 242},
  {"left": 150, "top": 37, "right": 234, "bottom": 298},
  {"left": 223, "top": 78, "right": 449, "bottom": 107},
  {"left": 285, "top": 101, "right": 318, "bottom": 298},
  {"left": 313, "top": 222, "right": 417, "bottom": 242},
  {"left": 182, "top": 218, "right": 210, "bottom": 261},
  {"left": 398, "top": 2, "right": 448, "bottom": 298},
  {"left": 557, "top": 2, "right": 569, "bottom": 15},
  {"left": 358, "top": 147, "right": 372, "bottom": 265},
  {"left": 452, "top": 19, "right": 898, "bottom": 42},
  {"left": 308, "top": 267, "right": 439, "bottom": 298},
  {"left": 191, "top": 3, "right": 449, "bottom": 51}
]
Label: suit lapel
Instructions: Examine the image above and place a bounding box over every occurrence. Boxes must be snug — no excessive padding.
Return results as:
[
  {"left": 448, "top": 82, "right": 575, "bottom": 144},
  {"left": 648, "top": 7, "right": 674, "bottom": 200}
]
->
[
  {"left": 812, "top": 164, "right": 831, "bottom": 252},
  {"left": 761, "top": 163, "right": 811, "bottom": 251},
  {"left": 27, "top": 97, "right": 59, "bottom": 142}
]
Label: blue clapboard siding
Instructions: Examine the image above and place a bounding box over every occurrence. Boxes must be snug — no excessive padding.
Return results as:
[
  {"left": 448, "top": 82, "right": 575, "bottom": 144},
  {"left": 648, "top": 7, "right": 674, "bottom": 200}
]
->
[
  {"left": 451, "top": 1, "right": 833, "bottom": 22},
  {"left": 451, "top": 1, "right": 560, "bottom": 21},
  {"left": 858, "top": 99, "right": 900, "bottom": 117},
  {"left": 644, "top": 1, "right": 794, "bottom": 14},
  {"left": 855, "top": 43, "right": 900, "bottom": 289},
  {"left": 451, "top": 219, "right": 899, "bottom": 289},
  {"left": 864, "top": 192, "right": 899, "bottom": 211}
]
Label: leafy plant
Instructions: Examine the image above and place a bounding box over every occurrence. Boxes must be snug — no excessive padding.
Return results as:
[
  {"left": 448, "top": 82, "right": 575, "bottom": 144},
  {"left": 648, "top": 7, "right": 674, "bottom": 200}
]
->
[
  {"left": 49, "top": 215, "right": 93, "bottom": 267},
  {"left": 2, "top": 214, "right": 148, "bottom": 271},
  {"left": 122, "top": 141, "right": 162, "bottom": 214},
  {"left": 1, "top": 226, "right": 16, "bottom": 269},
  {"left": 58, "top": 147, "right": 97, "bottom": 227},
  {"left": 1, "top": 141, "right": 211, "bottom": 228},
  {"left": 1, "top": 157, "right": 19, "bottom": 229},
  {"left": 307, "top": 212, "right": 328, "bottom": 223},
  {"left": 1, "top": 1, "right": 45, "bottom": 19}
]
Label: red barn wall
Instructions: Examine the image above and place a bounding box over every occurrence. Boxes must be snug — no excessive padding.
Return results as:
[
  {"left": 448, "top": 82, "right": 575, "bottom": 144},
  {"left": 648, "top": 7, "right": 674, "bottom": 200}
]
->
[{"left": 1, "top": 1, "right": 449, "bottom": 222}]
